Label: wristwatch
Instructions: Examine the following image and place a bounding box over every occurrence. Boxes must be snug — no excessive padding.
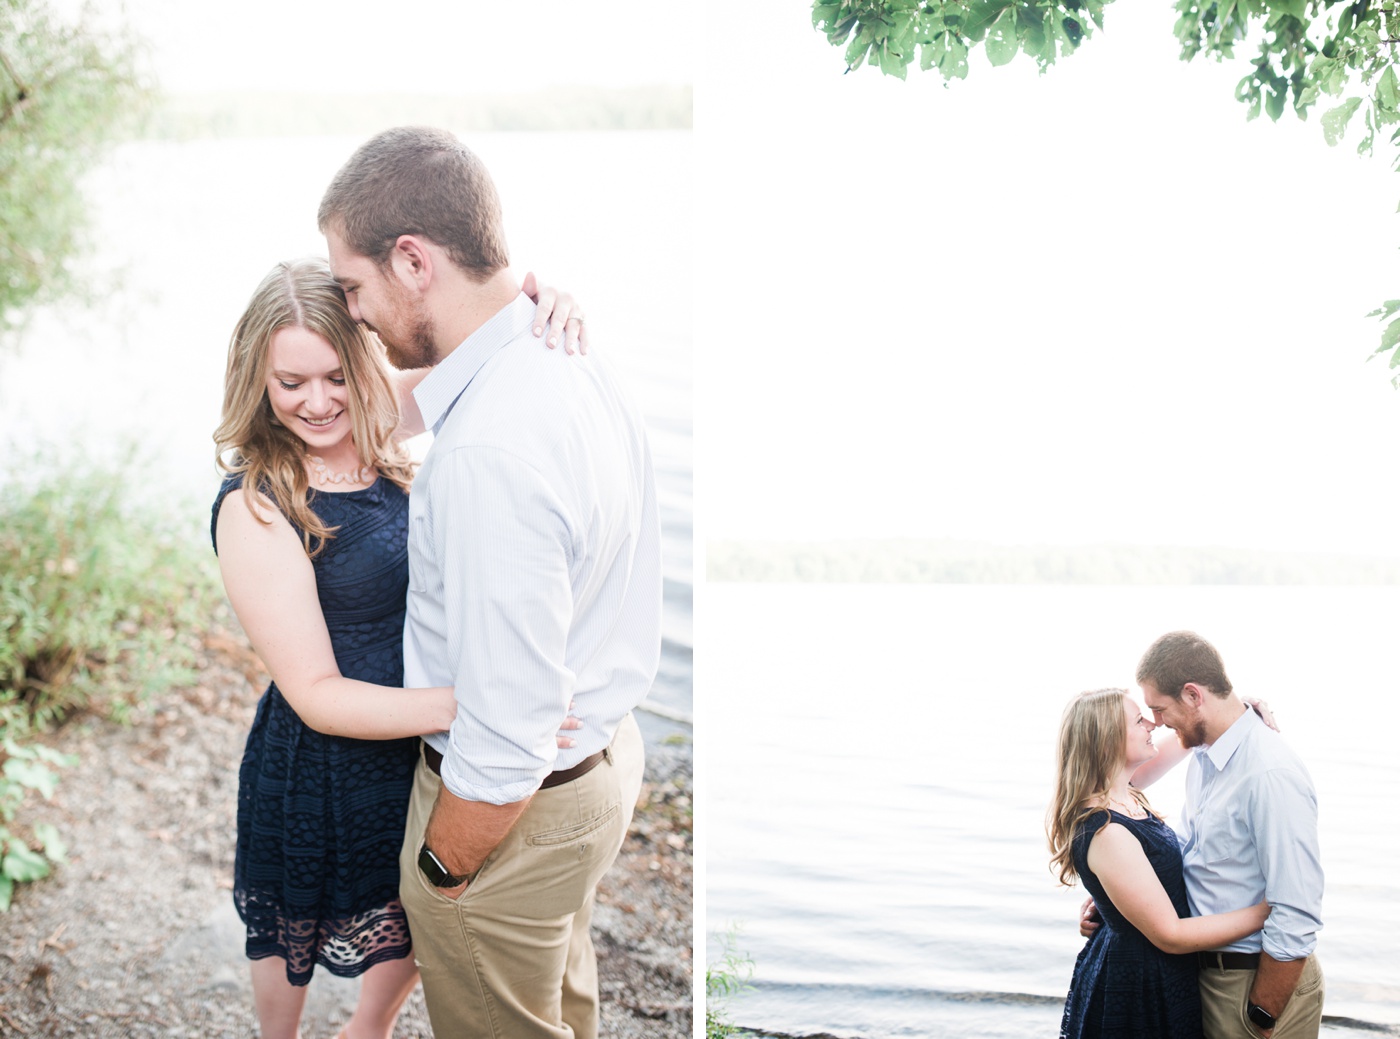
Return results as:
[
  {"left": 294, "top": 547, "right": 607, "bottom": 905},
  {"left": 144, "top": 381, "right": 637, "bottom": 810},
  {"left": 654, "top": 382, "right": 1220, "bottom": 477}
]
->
[
  {"left": 418, "top": 843, "right": 471, "bottom": 888},
  {"left": 1247, "top": 1001, "right": 1276, "bottom": 1032}
]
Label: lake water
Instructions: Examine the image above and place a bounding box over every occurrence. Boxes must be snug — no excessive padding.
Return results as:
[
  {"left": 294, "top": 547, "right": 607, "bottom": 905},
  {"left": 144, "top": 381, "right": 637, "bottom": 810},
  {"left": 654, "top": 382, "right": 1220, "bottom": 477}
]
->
[
  {"left": 705, "top": 583, "right": 1400, "bottom": 1038},
  {"left": 0, "top": 130, "right": 692, "bottom": 743}
]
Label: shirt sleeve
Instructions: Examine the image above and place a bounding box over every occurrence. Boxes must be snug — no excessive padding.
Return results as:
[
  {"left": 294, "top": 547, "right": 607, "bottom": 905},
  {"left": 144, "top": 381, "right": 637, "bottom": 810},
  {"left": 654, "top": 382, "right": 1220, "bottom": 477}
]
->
[
  {"left": 1253, "top": 767, "right": 1324, "bottom": 961},
  {"left": 431, "top": 444, "right": 578, "bottom": 805}
]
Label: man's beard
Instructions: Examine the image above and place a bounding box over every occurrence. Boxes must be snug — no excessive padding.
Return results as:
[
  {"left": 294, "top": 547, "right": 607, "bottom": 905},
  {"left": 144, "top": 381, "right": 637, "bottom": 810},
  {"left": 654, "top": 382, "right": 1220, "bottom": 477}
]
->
[
  {"left": 378, "top": 319, "right": 437, "bottom": 370},
  {"left": 376, "top": 286, "right": 438, "bottom": 370},
  {"left": 1176, "top": 717, "right": 1209, "bottom": 749}
]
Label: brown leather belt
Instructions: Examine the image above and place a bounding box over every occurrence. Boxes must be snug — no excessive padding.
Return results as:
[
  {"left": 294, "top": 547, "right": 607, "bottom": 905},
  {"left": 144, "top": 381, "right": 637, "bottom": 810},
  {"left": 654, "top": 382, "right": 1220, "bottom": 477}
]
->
[
  {"left": 422, "top": 743, "right": 606, "bottom": 791},
  {"left": 1198, "top": 952, "right": 1261, "bottom": 971}
]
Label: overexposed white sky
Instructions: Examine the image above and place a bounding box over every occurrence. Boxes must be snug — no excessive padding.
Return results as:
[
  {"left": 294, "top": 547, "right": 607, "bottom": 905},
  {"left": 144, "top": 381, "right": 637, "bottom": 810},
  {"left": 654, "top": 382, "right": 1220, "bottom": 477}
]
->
[
  {"left": 697, "top": 1, "right": 1400, "bottom": 555},
  {"left": 96, "top": 0, "right": 693, "bottom": 94}
]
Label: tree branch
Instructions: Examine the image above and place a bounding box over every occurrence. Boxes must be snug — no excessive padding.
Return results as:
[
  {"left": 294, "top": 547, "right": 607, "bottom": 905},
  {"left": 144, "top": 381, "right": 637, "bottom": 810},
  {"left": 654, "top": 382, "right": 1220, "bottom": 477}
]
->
[{"left": 0, "top": 47, "right": 29, "bottom": 97}]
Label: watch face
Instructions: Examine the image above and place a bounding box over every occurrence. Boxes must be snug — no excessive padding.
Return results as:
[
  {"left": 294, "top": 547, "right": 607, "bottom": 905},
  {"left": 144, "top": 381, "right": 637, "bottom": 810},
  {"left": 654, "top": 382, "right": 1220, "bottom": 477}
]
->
[
  {"left": 418, "top": 844, "right": 456, "bottom": 887},
  {"left": 1247, "top": 1003, "right": 1275, "bottom": 1030}
]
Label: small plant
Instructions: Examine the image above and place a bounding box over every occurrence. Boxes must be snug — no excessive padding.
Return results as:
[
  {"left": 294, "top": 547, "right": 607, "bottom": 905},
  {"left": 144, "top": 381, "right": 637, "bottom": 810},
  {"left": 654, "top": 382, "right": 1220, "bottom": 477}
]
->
[
  {"left": 0, "top": 447, "right": 219, "bottom": 724},
  {"left": 0, "top": 706, "right": 75, "bottom": 911},
  {"left": 0, "top": 445, "right": 221, "bottom": 908},
  {"left": 706, "top": 925, "right": 754, "bottom": 1039}
]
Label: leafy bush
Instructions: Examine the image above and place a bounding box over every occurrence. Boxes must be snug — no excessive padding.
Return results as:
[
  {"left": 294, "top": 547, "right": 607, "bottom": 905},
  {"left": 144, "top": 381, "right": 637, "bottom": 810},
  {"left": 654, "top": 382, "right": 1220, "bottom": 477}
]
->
[
  {"left": 0, "top": 704, "right": 73, "bottom": 910},
  {"left": 706, "top": 926, "right": 754, "bottom": 1039},
  {"left": 0, "top": 448, "right": 220, "bottom": 907},
  {"left": 0, "top": 450, "right": 218, "bottom": 724},
  {"left": 0, "top": 0, "right": 150, "bottom": 333}
]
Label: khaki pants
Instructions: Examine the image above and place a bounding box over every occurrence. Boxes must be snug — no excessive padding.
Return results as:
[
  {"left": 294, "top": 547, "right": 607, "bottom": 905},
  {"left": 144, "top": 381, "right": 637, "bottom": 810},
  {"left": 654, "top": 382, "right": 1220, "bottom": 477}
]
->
[
  {"left": 399, "top": 713, "right": 645, "bottom": 1038},
  {"left": 1199, "top": 955, "right": 1325, "bottom": 1039}
]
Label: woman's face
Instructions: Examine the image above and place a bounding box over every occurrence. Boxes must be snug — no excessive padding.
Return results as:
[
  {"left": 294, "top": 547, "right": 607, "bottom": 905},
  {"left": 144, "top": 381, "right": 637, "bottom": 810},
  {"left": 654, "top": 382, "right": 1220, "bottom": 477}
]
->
[
  {"left": 1122, "top": 694, "right": 1159, "bottom": 769},
  {"left": 265, "top": 326, "right": 353, "bottom": 453}
]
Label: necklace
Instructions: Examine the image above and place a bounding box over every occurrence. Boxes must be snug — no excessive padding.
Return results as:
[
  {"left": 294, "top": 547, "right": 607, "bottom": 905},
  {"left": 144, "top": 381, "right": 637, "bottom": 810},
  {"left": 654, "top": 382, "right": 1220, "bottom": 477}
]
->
[
  {"left": 309, "top": 455, "right": 375, "bottom": 487},
  {"left": 1106, "top": 794, "right": 1146, "bottom": 818}
]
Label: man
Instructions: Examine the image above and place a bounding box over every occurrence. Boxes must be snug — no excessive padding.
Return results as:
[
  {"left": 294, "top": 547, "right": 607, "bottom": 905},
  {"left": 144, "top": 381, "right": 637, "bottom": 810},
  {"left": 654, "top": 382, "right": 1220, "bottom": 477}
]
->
[
  {"left": 1133, "top": 631, "right": 1324, "bottom": 1039},
  {"left": 318, "top": 126, "right": 660, "bottom": 1038}
]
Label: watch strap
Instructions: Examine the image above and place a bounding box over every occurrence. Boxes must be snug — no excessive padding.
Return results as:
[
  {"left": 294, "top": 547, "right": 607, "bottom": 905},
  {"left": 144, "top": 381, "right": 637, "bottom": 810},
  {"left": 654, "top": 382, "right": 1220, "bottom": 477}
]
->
[{"left": 418, "top": 843, "right": 471, "bottom": 888}]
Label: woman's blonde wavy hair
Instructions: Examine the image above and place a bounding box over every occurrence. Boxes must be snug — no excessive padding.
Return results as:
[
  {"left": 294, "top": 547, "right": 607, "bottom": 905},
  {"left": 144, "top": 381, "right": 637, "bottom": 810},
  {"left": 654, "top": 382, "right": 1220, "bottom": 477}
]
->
[
  {"left": 1046, "top": 687, "right": 1161, "bottom": 887},
  {"left": 213, "top": 258, "right": 415, "bottom": 557}
]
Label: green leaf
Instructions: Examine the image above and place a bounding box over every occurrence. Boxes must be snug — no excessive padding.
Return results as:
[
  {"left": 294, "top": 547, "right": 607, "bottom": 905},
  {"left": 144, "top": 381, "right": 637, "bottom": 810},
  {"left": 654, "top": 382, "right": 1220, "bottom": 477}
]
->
[
  {"left": 1321, "top": 97, "right": 1362, "bottom": 145},
  {"left": 1265, "top": 86, "right": 1286, "bottom": 121},
  {"left": 812, "top": 3, "right": 842, "bottom": 31},
  {"left": 32, "top": 823, "right": 66, "bottom": 864},
  {"left": 942, "top": 35, "right": 971, "bottom": 80},
  {"left": 30, "top": 744, "right": 77, "bottom": 768},
  {"left": 2, "top": 840, "right": 50, "bottom": 884},
  {"left": 878, "top": 42, "right": 909, "bottom": 79},
  {"left": 1266, "top": 0, "right": 1307, "bottom": 17},
  {"left": 845, "top": 33, "right": 872, "bottom": 71},
  {"left": 2, "top": 758, "right": 58, "bottom": 799},
  {"left": 986, "top": 6, "right": 1020, "bottom": 66},
  {"left": 963, "top": 0, "right": 1010, "bottom": 41},
  {"left": 1378, "top": 66, "right": 1400, "bottom": 113},
  {"left": 1382, "top": 317, "right": 1400, "bottom": 356},
  {"left": 0, "top": 876, "right": 12, "bottom": 913},
  {"left": 1366, "top": 299, "right": 1400, "bottom": 321}
]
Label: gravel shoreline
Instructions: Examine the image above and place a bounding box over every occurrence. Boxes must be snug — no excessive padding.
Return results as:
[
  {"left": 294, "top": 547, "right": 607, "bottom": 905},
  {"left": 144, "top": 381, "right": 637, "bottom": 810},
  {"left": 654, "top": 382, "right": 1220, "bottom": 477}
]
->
[{"left": 0, "top": 623, "right": 692, "bottom": 1037}]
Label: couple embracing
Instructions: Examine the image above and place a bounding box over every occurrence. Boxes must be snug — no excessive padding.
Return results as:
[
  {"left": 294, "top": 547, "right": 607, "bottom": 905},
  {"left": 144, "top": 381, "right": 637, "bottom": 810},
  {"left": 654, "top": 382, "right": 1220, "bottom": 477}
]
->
[
  {"left": 212, "top": 126, "right": 660, "bottom": 1038},
  {"left": 1050, "top": 631, "right": 1324, "bottom": 1039}
]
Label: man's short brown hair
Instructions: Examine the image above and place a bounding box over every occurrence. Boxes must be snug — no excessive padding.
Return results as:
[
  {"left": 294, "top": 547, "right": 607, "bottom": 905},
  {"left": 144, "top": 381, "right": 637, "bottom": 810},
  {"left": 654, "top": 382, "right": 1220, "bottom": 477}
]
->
[
  {"left": 317, "top": 126, "right": 509, "bottom": 281},
  {"left": 1136, "top": 630, "right": 1233, "bottom": 701}
]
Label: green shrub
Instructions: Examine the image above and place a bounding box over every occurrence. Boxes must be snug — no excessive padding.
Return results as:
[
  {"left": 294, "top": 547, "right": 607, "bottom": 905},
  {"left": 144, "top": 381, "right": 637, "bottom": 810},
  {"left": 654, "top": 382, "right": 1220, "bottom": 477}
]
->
[
  {"left": 0, "top": 703, "right": 73, "bottom": 910},
  {"left": 0, "top": 450, "right": 218, "bottom": 724},
  {"left": 706, "top": 925, "right": 754, "bottom": 1039},
  {"left": 0, "top": 447, "right": 220, "bottom": 907},
  {"left": 1, "top": 0, "right": 151, "bottom": 334}
]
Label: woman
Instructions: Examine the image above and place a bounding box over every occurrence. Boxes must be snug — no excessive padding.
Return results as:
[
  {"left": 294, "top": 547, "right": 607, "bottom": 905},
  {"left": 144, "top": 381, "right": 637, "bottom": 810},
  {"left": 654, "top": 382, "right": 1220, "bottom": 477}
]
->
[
  {"left": 211, "top": 258, "right": 584, "bottom": 1039},
  {"left": 1047, "top": 689, "right": 1270, "bottom": 1039}
]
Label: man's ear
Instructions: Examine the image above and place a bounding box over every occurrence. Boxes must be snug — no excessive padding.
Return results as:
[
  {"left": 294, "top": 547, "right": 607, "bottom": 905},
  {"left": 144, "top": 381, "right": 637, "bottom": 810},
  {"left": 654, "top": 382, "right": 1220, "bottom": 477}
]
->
[
  {"left": 1180, "top": 682, "right": 1206, "bottom": 709},
  {"left": 389, "top": 234, "right": 434, "bottom": 292}
]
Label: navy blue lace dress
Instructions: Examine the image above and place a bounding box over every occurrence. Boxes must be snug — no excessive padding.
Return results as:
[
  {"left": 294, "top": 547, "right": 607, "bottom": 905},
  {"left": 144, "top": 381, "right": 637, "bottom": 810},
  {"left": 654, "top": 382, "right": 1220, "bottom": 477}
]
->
[
  {"left": 211, "top": 474, "right": 419, "bottom": 986},
  {"left": 1060, "top": 809, "right": 1203, "bottom": 1039}
]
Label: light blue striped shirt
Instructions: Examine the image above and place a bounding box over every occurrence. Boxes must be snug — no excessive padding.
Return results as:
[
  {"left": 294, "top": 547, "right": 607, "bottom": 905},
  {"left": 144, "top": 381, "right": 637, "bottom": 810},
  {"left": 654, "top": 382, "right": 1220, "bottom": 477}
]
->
[
  {"left": 404, "top": 293, "right": 661, "bottom": 805},
  {"left": 1178, "top": 708, "right": 1324, "bottom": 960}
]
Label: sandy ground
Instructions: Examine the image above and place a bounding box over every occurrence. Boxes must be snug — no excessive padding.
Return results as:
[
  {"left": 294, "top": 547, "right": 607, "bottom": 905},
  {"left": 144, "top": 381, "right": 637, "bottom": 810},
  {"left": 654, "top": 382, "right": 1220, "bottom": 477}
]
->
[{"left": 0, "top": 621, "right": 692, "bottom": 1037}]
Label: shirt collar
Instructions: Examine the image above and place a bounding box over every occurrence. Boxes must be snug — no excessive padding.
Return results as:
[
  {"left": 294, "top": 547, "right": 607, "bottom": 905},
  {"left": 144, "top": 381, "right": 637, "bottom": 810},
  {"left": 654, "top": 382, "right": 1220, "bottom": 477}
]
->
[
  {"left": 412, "top": 292, "right": 537, "bottom": 434},
  {"left": 1201, "top": 704, "right": 1255, "bottom": 772}
]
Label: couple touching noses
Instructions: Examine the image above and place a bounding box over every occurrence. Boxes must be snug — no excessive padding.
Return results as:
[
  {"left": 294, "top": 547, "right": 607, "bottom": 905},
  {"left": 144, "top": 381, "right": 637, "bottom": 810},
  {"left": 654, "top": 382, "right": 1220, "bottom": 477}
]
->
[
  {"left": 1051, "top": 632, "right": 1324, "bottom": 1039},
  {"left": 214, "top": 126, "right": 660, "bottom": 1039}
]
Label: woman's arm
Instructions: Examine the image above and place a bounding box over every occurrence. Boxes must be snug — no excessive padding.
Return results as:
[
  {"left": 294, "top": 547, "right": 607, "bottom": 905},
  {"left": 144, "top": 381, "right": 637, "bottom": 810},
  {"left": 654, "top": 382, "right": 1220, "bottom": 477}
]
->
[
  {"left": 1086, "top": 823, "right": 1269, "bottom": 955},
  {"left": 1129, "top": 736, "right": 1190, "bottom": 789},
  {"left": 216, "top": 488, "right": 455, "bottom": 739},
  {"left": 392, "top": 368, "right": 432, "bottom": 440}
]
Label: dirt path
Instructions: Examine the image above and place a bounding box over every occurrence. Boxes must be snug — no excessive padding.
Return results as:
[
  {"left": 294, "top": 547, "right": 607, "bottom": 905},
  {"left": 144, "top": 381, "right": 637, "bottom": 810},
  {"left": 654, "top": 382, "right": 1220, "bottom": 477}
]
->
[{"left": 0, "top": 625, "right": 692, "bottom": 1037}]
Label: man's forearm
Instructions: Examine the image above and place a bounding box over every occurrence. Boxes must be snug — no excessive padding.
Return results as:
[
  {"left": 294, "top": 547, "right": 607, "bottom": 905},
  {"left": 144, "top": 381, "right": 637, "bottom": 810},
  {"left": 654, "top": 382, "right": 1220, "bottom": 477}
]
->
[
  {"left": 424, "top": 783, "right": 533, "bottom": 880},
  {"left": 1250, "top": 952, "right": 1307, "bottom": 1022}
]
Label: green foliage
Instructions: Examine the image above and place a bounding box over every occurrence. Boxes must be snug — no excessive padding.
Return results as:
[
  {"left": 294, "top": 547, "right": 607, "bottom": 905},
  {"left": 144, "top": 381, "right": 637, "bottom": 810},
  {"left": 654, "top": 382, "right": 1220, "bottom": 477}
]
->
[
  {"left": 811, "top": 0, "right": 1400, "bottom": 366},
  {"left": 812, "top": 0, "right": 1107, "bottom": 80},
  {"left": 706, "top": 926, "right": 754, "bottom": 1039},
  {"left": 0, "top": 447, "right": 220, "bottom": 909},
  {"left": 0, "top": 448, "right": 219, "bottom": 725},
  {"left": 0, "top": 708, "right": 75, "bottom": 911},
  {"left": 0, "top": 0, "right": 149, "bottom": 335}
]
